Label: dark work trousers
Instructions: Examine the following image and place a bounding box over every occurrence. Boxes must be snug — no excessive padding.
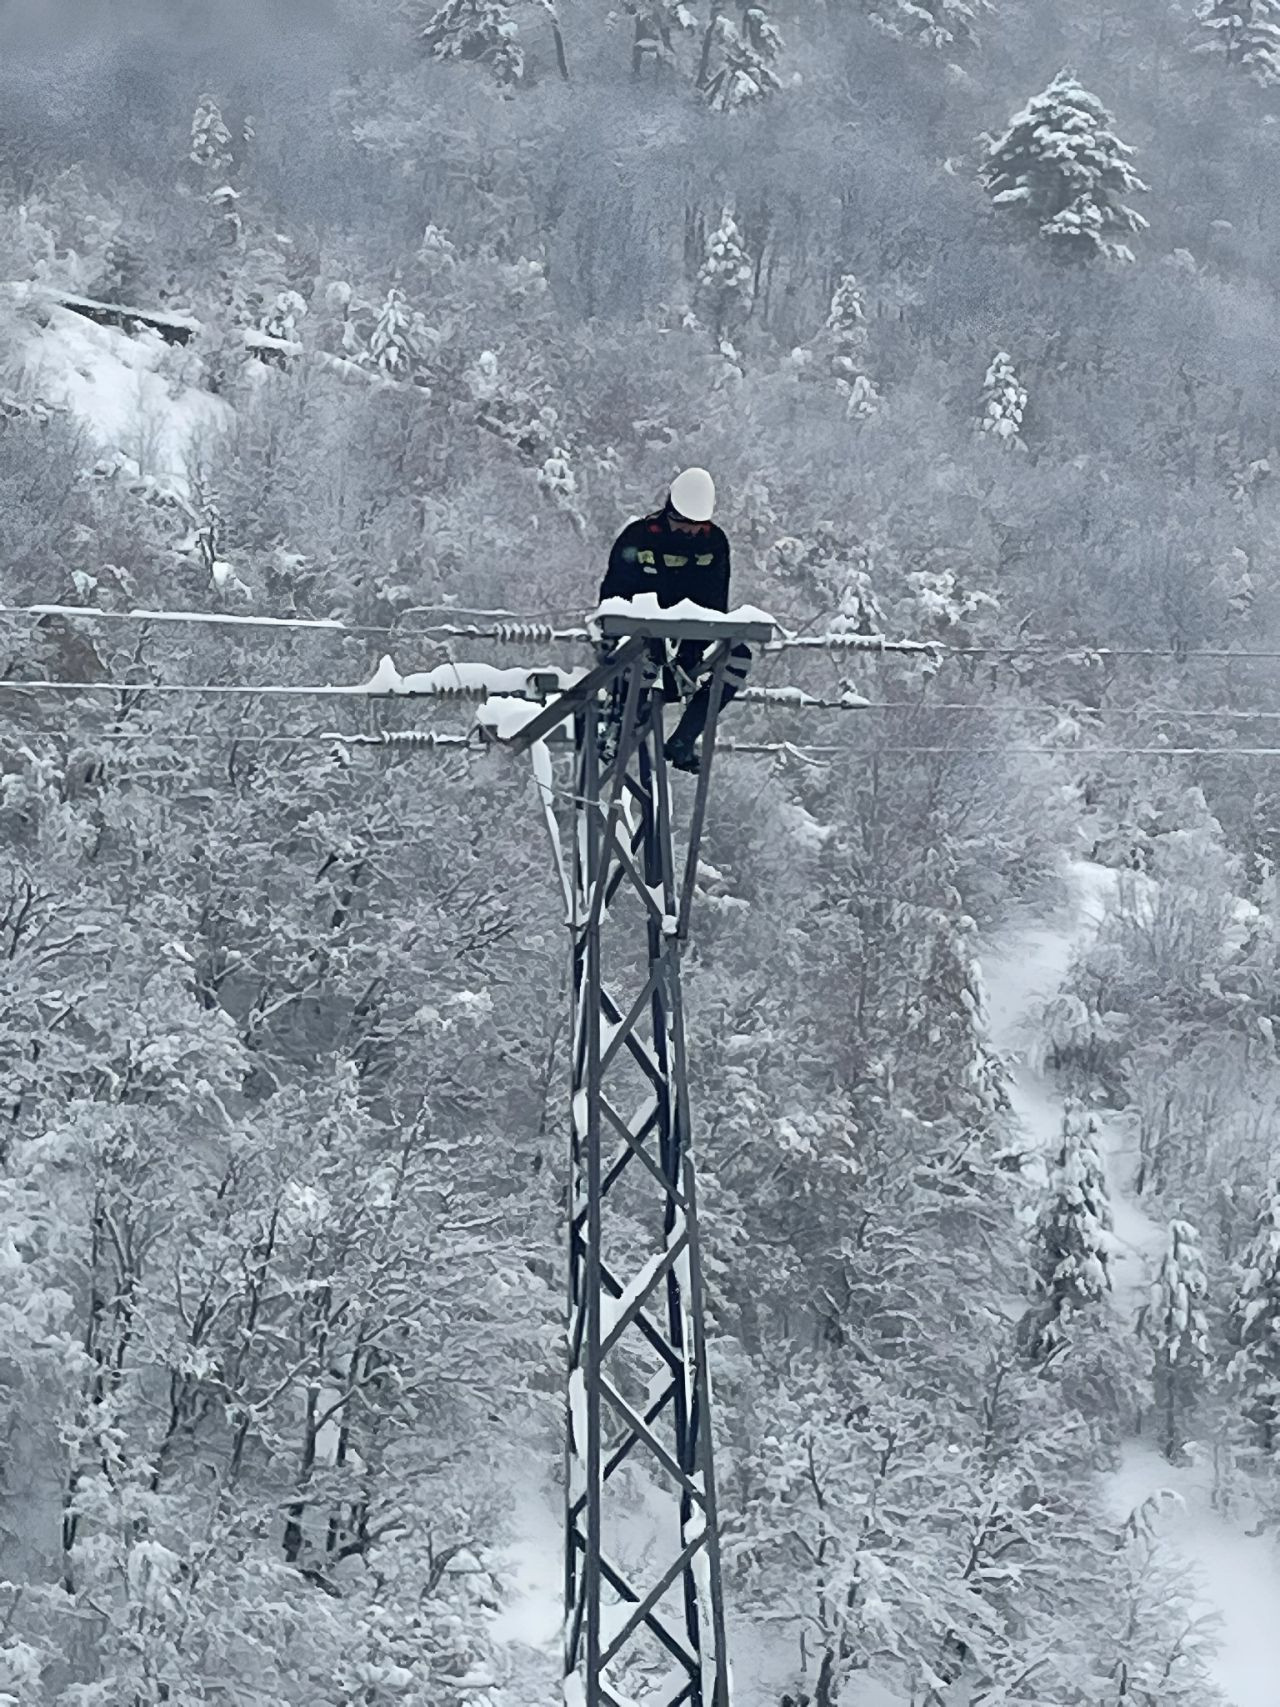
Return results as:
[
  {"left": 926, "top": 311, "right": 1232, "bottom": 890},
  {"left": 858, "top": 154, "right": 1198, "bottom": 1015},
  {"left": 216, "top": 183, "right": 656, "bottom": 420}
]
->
[
  {"left": 601, "top": 641, "right": 752, "bottom": 748},
  {"left": 667, "top": 641, "right": 753, "bottom": 748}
]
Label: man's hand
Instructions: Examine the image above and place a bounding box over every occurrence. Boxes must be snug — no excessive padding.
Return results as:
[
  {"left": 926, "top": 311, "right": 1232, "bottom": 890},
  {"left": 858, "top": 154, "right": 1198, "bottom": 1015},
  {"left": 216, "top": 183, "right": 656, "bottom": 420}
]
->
[{"left": 671, "top": 660, "right": 700, "bottom": 697}]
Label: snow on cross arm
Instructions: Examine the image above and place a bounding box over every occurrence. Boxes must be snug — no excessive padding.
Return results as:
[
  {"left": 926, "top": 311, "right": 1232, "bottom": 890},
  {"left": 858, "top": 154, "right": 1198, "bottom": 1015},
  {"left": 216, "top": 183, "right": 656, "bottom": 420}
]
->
[
  {"left": 354, "top": 657, "right": 583, "bottom": 697},
  {"left": 475, "top": 695, "right": 550, "bottom": 741},
  {"left": 593, "top": 592, "right": 777, "bottom": 631}
]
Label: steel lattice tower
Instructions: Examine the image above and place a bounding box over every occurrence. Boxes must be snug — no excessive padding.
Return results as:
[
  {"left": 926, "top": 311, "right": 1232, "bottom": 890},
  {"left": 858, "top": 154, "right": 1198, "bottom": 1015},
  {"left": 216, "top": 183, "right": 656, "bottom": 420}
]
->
[{"left": 506, "top": 611, "right": 771, "bottom": 1707}]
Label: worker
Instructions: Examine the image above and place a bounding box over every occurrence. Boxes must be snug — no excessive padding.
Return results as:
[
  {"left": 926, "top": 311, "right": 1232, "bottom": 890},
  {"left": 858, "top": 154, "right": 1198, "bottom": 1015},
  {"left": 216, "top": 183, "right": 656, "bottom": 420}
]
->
[{"left": 598, "top": 467, "right": 751, "bottom": 773}]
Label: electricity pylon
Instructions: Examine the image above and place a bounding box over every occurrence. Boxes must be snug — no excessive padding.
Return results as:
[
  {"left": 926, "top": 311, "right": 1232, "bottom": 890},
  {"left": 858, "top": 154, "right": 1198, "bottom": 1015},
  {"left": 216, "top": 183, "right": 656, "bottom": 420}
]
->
[{"left": 504, "top": 609, "right": 772, "bottom": 1707}]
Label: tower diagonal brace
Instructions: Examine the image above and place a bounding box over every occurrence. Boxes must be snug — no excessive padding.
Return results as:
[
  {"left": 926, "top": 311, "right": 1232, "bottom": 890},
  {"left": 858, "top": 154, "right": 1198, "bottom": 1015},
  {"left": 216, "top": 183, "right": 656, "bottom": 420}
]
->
[{"left": 560, "top": 626, "right": 743, "bottom": 1707}]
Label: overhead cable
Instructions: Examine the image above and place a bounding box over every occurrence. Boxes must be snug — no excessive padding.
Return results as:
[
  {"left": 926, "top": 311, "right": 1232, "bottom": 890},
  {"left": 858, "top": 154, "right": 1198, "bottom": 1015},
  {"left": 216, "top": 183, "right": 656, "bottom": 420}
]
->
[{"left": 15, "top": 601, "right": 1280, "bottom": 664}]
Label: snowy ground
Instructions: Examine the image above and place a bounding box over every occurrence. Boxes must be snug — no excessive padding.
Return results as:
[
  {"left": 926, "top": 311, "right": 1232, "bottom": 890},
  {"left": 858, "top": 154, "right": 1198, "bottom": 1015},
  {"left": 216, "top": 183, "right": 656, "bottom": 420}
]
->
[
  {"left": 11, "top": 299, "right": 229, "bottom": 491},
  {"left": 985, "top": 860, "right": 1280, "bottom": 1707},
  {"left": 489, "top": 1466, "right": 811, "bottom": 1706}
]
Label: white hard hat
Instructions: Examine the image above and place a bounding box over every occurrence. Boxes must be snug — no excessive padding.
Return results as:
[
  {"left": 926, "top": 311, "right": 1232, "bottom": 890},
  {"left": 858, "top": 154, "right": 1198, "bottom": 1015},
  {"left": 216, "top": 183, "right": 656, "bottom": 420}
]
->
[{"left": 669, "top": 467, "right": 716, "bottom": 522}]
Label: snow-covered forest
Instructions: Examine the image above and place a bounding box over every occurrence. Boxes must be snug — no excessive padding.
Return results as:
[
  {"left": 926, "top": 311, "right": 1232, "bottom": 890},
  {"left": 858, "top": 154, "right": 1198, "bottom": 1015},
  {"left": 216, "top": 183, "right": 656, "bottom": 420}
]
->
[{"left": 4, "top": 0, "right": 1280, "bottom": 1702}]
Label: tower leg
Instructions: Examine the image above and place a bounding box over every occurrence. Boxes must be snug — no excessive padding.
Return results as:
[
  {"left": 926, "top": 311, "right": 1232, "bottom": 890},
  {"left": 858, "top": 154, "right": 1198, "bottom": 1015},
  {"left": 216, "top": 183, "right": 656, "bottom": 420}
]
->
[{"left": 564, "top": 651, "right": 730, "bottom": 1707}]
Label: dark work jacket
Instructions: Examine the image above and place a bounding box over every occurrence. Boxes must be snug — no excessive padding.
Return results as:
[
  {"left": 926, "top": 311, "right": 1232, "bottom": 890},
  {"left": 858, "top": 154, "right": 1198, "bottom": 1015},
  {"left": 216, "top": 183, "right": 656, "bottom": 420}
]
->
[{"left": 600, "top": 510, "right": 732, "bottom": 613}]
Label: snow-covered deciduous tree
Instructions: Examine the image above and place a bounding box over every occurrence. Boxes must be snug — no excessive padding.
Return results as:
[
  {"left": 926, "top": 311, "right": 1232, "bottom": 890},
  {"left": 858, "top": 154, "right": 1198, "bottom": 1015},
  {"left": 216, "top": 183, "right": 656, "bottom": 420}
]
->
[
  {"left": 981, "top": 72, "right": 1149, "bottom": 261},
  {"left": 770, "top": 526, "right": 884, "bottom": 635},
  {"left": 625, "top": 0, "right": 698, "bottom": 75},
  {"left": 1024, "top": 1099, "right": 1113, "bottom": 1359},
  {"left": 1139, "top": 1220, "right": 1211, "bottom": 1461},
  {"left": 694, "top": 207, "right": 755, "bottom": 338},
  {"left": 1192, "top": 0, "right": 1280, "bottom": 84},
  {"left": 702, "top": 4, "right": 786, "bottom": 110},
  {"left": 538, "top": 444, "right": 586, "bottom": 532},
  {"left": 465, "top": 347, "right": 561, "bottom": 462},
  {"left": 906, "top": 561, "right": 999, "bottom": 636},
  {"left": 978, "top": 350, "right": 1028, "bottom": 447},
  {"left": 1097, "top": 1492, "right": 1221, "bottom": 1703},
  {"left": 1230, "top": 1182, "right": 1280, "bottom": 1453}
]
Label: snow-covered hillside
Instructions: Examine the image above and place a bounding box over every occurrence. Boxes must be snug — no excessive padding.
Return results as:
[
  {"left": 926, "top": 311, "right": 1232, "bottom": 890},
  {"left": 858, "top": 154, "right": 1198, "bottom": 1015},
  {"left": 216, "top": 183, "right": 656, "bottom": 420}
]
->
[
  {"left": 987, "top": 864, "right": 1280, "bottom": 1707},
  {"left": 10, "top": 296, "right": 228, "bottom": 491}
]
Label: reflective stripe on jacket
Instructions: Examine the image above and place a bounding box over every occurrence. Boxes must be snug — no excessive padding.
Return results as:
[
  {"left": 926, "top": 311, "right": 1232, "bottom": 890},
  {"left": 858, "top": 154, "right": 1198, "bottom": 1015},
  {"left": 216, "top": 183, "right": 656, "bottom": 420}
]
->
[{"left": 600, "top": 510, "right": 732, "bottom": 613}]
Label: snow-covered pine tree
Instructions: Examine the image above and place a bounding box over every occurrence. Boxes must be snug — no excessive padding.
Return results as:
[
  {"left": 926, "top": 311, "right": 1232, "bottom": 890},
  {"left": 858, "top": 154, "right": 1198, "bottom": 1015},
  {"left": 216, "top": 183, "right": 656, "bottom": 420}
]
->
[
  {"left": 1230, "top": 1181, "right": 1280, "bottom": 1453},
  {"left": 209, "top": 183, "right": 243, "bottom": 249},
  {"left": 825, "top": 272, "right": 869, "bottom": 357},
  {"left": 417, "top": 221, "right": 458, "bottom": 273},
  {"left": 1192, "top": 0, "right": 1280, "bottom": 84},
  {"left": 843, "top": 372, "right": 880, "bottom": 418},
  {"left": 694, "top": 206, "right": 755, "bottom": 337},
  {"left": 978, "top": 350, "right": 1028, "bottom": 446},
  {"left": 868, "top": 0, "right": 984, "bottom": 52},
  {"left": 94, "top": 231, "right": 147, "bottom": 305},
  {"left": 1140, "top": 1219, "right": 1211, "bottom": 1461},
  {"left": 702, "top": 4, "right": 785, "bottom": 110},
  {"left": 364, "top": 286, "right": 433, "bottom": 381},
  {"left": 899, "top": 896, "right": 1008, "bottom": 1127},
  {"left": 417, "top": 0, "right": 525, "bottom": 84},
  {"left": 1025, "top": 1099, "right": 1113, "bottom": 1358},
  {"left": 820, "top": 275, "right": 880, "bottom": 417},
  {"left": 981, "top": 72, "right": 1149, "bottom": 262},
  {"left": 189, "top": 94, "right": 234, "bottom": 177}
]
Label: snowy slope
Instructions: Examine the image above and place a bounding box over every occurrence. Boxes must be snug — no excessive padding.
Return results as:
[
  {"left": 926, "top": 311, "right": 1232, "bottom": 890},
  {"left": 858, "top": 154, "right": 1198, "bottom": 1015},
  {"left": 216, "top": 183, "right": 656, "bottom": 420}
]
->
[
  {"left": 1105, "top": 1442, "right": 1280, "bottom": 1707},
  {"left": 13, "top": 301, "right": 229, "bottom": 491},
  {"left": 986, "top": 861, "right": 1280, "bottom": 1707},
  {"left": 983, "top": 861, "right": 1114, "bottom": 1174},
  {"left": 489, "top": 1475, "right": 561, "bottom": 1696}
]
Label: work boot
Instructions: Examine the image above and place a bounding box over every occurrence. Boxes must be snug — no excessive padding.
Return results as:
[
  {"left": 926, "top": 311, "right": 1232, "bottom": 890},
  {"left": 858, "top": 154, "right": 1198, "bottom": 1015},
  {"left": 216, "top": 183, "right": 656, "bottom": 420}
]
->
[{"left": 664, "top": 737, "right": 700, "bottom": 775}]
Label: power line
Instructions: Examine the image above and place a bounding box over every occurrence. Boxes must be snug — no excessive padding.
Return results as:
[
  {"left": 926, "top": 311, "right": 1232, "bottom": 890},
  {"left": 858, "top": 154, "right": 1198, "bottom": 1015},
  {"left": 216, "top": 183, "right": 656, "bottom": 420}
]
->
[
  {"left": 15, "top": 601, "right": 1280, "bottom": 665},
  {"left": 770, "top": 634, "right": 1280, "bottom": 662},
  {"left": 16, "top": 672, "right": 1280, "bottom": 731},
  {"left": 15, "top": 718, "right": 1280, "bottom": 764},
  {"left": 3, "top": 728, "right": 477, "bottom": 754},
  {"left": 717, "top": 741, "right": 1280, "bottom": 760},
  {"left": 0, "top": 677, "right": 405, "bottom": 698},
  {"left": 744, "top": 697, "right": 1280, "bottom": 722},
  {"left": 0, "top": 603, "right": 591, "bottom": 645}
]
